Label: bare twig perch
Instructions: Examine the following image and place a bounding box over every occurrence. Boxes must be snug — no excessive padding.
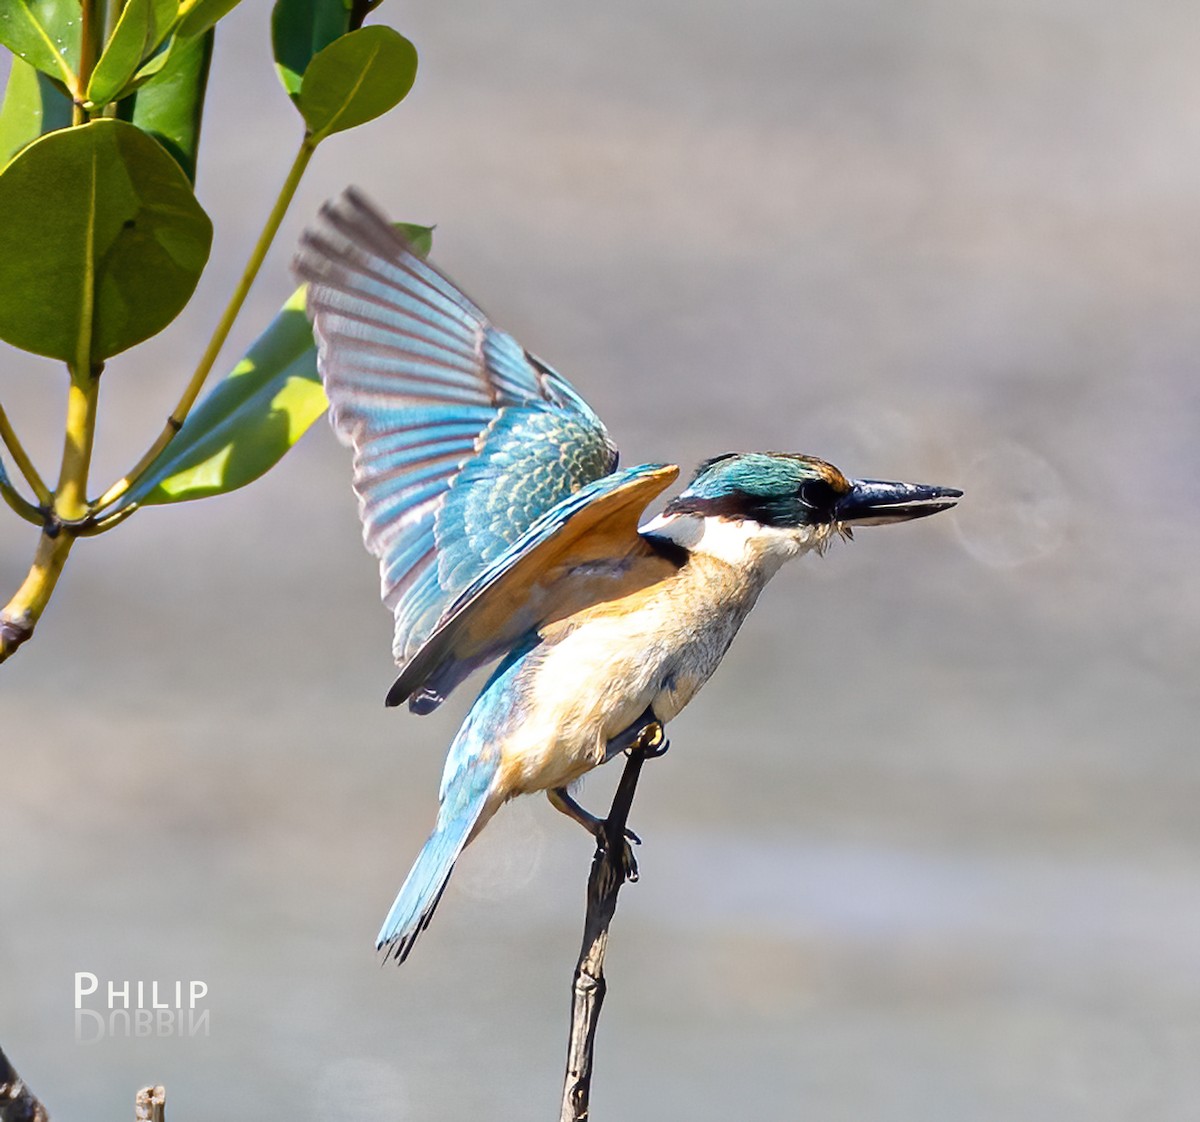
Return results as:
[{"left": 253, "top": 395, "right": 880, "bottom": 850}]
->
[
  {"left": 134, "top": 1086, "right": 166, "bottom": 1122},
  {"left": 560, "top": 719, "right": 667, "bottom": 1122},
  {"left": 0, "top": 1044, "right": 165, "bottom": 1122},
  {"left": 0, "top": 1045, "right": 50, "bottom": 1122}
]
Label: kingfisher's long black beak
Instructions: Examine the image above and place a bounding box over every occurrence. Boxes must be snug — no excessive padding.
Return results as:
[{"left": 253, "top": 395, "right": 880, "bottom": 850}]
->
[{"left": 836, "top": 479, "right": 962, "bottom": 526}]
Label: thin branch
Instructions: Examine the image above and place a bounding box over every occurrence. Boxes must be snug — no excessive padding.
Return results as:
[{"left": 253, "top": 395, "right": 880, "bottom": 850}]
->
[
  {"left": 0, "top": 527, "right": 74, "bottom": 663},
  {"left": 75, "top": 502, "right": 138, "bottom": 536},
  {"left": 0, "top": 1044, "right": 51, "bottom": 1122},
  {"left": 71, "top": 0, "right": 99, "bottom": 118},
  {"left": 560, "top": 721, "right": 666, "bottom": 1122},
  {"left": 0, "top": 468, "right": 43, "bottom": 524},
  {"left": 0, "top": 403, "right": 51, "bottom": 506},
  {"left": 0, "top": 363, "right": 102, "bottom": 663}
]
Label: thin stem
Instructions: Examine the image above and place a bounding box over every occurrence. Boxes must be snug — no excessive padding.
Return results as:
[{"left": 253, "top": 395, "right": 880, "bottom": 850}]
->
[
  {"left": 0, "top": 472, "right": 42, "bottom": 524},
  {"left": 75, "top": 502, "right": 137, "bottom": 536},
  {"left": 56, "top": 368, "right": 100, "bottom": 521},
  {"left": 73, "top": 0, "right": 103, "bottom": 120},
  {"left": 560, "top": 728, "right": 661, "bottom": 1122},
  {"left": 0, "top": 367, "right": 99, "bottom": 663},
  {"left": 0, "top": 526, "right": 73, "bottom": 663},
  {"left": 93, "top": 135, "right": 318, "bottom": 513},
  {"left": 0, "top": 403, "right": 51, "bottom": 506}
]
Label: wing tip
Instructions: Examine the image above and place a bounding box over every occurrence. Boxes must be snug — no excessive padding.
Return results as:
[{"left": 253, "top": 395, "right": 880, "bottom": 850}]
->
[{"left": 293, "top": 186, "right": 408, "bottom": 290}]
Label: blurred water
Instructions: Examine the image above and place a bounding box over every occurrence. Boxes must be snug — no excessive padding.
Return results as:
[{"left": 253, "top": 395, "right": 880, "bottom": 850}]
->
[{"left": 2, "top": 1, "right": 1199, "bottom": 1119}]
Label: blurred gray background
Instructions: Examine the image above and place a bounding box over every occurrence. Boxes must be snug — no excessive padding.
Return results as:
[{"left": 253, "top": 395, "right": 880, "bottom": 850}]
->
[{"left": 3, "top": 1, "right": 1199, "bottom": 1118}]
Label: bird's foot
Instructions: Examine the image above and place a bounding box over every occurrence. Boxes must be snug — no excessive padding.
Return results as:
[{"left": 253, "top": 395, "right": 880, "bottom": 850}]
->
[
  {"left": 606, "top": 711, "right": 669, "bottom": 761},
  {"left": 629, "top": 720, "right": 669, "bottom": 758},
  {"left": 549, "top": 786, "right": 641, "bottom": 847},
  {"left": 598, "top": 823, "right": 640, "bottom": 887}
]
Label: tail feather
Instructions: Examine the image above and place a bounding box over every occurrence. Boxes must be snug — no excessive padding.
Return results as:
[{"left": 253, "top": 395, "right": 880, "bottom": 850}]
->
[
  {"left": 377, "top": 790, "right": 490, "bottom": 964},
  {"left": 379, "top": 636, "right": 530, "bottom": 963}
]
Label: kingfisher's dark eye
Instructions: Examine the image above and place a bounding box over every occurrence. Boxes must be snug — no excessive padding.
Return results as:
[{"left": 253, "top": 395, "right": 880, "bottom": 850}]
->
[{"left": 797, "top": 479, "right": 838, "bottom": 519}]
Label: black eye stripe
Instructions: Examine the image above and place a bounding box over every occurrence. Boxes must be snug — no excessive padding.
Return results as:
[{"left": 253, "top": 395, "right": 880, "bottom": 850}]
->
[{"left": 798, "top": 479, "right": 839, "bottom": 517}]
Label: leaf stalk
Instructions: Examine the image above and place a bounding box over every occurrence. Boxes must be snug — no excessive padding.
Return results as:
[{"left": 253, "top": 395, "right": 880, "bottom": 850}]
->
[
  {"left": 0, "top": 471, "right": 42, "bottom": 524},
  {"left": 0, "top": 401, "right": 52, "bottom": 505}
]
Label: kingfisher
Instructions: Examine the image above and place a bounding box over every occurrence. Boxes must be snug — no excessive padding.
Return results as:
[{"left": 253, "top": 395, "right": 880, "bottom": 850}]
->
[{"left": 295, "top": 189, "right": 961, "bottom": 964}]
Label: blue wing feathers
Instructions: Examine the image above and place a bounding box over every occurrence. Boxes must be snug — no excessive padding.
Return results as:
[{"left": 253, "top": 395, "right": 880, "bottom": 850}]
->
[
  {"left": 359, "top": 482, "right": 442, "bottom": 546},
  {"left": 436, "top": 408, "right": 615, "bottom": 584},
  {"left": 312, "top": 202, "right": 490, "bottom": 326},
  {"left": 441, "top": 464, "right": 674, "bottom": 625},
  {"left": 313, "top": 296, "right": 481, "bottom": 364},
  {"left": 296, "top": 188, "right": 619, "bottom": 679}
]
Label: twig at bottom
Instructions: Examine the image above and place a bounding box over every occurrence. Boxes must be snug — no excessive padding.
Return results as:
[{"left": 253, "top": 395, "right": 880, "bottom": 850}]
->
[
  {"left": 135, "top": 1085, "right": 166, "bottom": 1122},
  {"left": 0, "top": 1044, "right": 51, "bottom": 1122},
  {"left": 559, "top": 733, "right": 658, "bottom": 1122}
]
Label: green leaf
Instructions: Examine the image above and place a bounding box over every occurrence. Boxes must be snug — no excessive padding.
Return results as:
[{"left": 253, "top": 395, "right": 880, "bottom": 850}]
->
[
  {"left": 0, "top": 0, "right": 80, "bottom": 93},
  {"left": 127, "top": 31, "right": 178, "bottom": 87},
  {"left": 112, "top": 0, "right": 230, "bottom": 94},
  {"left": 299, "top": 25, "right": 416, "bottom": 143},
  {"left": 271, "top": 0, "right": 350, "bottom": 100},
  {"left": 121, "top": 225, "right": 433, "bottom": 506},
  {"left": 0, "top": 118, "right": 212, "bottom": 363},
  {"left": 394, "top": 221, "right": 432, "bottom": 258},
  {"left": 86, "top": 0, "right": 179, "bottom": 107},
  {"left": 0, "top": 55, "right": 71, "bottom": 170},
  {"left": 176, "top": 0, "right": 242, "bottom": 39},
  {"left": 129, "top": 29, "right": 213, "bottom": 182},
  {"left": 123, "top": 288, "right": 326, "bottom": 504}
]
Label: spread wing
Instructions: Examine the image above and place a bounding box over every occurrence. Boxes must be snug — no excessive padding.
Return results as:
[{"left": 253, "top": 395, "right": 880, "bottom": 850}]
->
[{"left": 295, "top": 189, "right": 676, "bottom": 709}]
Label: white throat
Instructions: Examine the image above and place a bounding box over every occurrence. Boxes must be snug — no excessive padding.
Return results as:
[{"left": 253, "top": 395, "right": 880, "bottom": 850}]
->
[{"left": 640, "top": 512, "right": 830, "bottom": 575}]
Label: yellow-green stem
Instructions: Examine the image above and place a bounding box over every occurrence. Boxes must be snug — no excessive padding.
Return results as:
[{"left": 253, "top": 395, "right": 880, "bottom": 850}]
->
[
  {"left": 0, "top": 367, "right": 100, "bottom": 662},
  {"left": 56, "top": 369, "right": 101, "bottom": 521},
  {"left": 0, "top": 528, "right": 75, "bottom": 662},
  {"left": 94, "top": 136, "right": 318, "bottom": 513},
  {"left": 0, "top": 401, "right": 51, "bottom": 505},
  {"left": 0, "top": 476, "right": 42, "bottom": 524}
]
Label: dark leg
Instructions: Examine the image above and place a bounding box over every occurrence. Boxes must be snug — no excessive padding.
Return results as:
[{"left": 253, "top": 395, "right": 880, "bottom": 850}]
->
[
  {"left": 548, "top": 787, "right": 642, "bottom": 847},
  {"left": 548, "top": 786, "right": 606, "bottom": 837},
  {"left": 548, "top": 708, "right": 668, "bottom": 880}
]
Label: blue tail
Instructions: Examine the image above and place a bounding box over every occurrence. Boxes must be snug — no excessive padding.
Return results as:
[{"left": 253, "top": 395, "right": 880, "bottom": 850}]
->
[
  {"left": 376, "top": 731, "right": 502, "bottom": 964},
  {"left": 376, "top": 791, "right": 494, "bottom": 964},
  {"left": 377, "top": 636, "right": 535, "bottom": 963}
]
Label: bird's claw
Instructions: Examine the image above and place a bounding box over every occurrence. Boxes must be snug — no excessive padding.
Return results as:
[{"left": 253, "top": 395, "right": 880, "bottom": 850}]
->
[
  {"left": 627, "top": 720, "right": 668, "bottom": 758},
  {"left": 596, "top": 830, "right": 640, "bottom": 887},
  {"left": 621, "top": 841, "right": 640, "bottom": 883}
]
